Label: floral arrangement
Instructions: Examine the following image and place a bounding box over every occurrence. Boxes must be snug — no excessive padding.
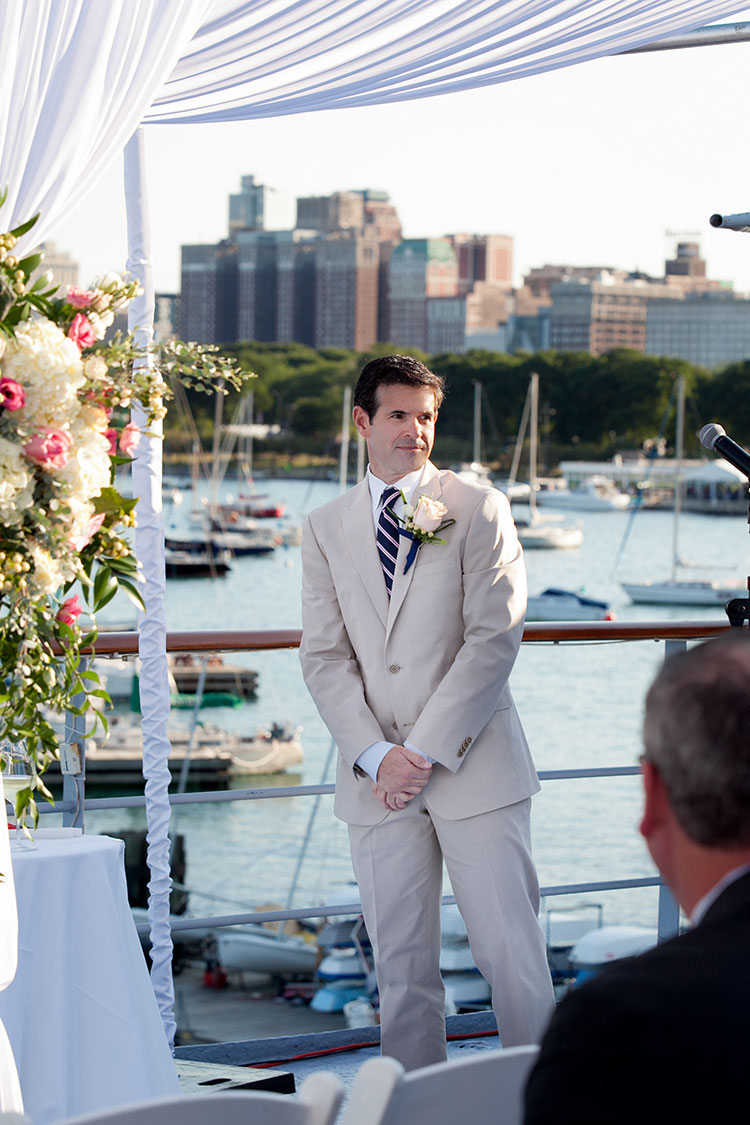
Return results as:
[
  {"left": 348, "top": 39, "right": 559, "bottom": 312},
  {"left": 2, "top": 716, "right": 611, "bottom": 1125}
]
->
[
  {"left": 397, "top": 493, "right": 455, "bottom": 573},
  {"left": 0, "top": 194, "right": 248, "bottom": 821}
]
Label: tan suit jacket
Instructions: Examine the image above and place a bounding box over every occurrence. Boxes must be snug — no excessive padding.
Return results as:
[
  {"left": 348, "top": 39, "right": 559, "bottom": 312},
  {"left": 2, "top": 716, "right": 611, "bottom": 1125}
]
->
[{"left": 300, "top": 462, "right": 539, "bottom": 826}]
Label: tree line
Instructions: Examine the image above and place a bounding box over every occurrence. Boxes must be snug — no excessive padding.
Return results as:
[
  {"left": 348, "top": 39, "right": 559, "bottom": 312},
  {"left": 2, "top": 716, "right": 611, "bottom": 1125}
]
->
[{"left": 167, "top": 341, "right": 750, "bottom": 473}]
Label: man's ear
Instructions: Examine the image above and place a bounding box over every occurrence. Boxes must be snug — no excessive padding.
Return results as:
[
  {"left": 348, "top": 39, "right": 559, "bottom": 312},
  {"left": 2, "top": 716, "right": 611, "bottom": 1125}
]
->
[
  {"left": 352, "top": 405, "right": 369, "bottom": 439},
  {"left": 639, "top": 758, "right": 669, "bottom": 843}
]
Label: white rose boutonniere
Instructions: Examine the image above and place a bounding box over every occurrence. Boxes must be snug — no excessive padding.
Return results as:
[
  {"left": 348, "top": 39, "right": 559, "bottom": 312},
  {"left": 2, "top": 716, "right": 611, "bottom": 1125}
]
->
[{"left": 398, "top": 492, "right": 456, "bottom": 573}]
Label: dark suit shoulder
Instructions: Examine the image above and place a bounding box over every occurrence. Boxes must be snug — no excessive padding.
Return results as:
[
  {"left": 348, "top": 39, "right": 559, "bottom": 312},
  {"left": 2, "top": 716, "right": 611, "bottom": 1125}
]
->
[{"left": 525, "top": 920, "right": 750, "bottom": 1124}]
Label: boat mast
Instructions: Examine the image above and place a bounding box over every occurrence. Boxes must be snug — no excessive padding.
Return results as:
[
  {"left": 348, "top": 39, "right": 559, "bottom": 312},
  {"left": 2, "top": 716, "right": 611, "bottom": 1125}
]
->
[
  {"left": 473, "top": 380, "right": 482, "bottom": 465},
  {"left": 339, "top": 385, "right": 352, "bottom": 493},
  {"left": 529, "top": 372, "right": 539, "bottom": 518},
  {"left": 671, "top": 374, "right": 685, "bottom": 583}
]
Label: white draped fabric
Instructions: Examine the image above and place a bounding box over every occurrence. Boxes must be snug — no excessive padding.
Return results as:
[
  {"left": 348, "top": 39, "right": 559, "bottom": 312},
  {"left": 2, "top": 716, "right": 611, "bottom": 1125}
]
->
[
  {"left": 148, "top": 0, "right": 748, "bottom": 123},
  {"left": 0, "top": 0, "right": 747, "bottom": 1051},
  {"left": 0, "top": 0, "right": 212, "bottom": 246},
  {"left": 0, "top": 778, "right": 23, "bottom": 1114}
]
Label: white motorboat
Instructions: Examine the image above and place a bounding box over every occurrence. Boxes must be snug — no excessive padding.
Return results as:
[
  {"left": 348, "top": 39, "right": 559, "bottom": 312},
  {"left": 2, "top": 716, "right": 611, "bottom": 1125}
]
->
[
  {"left": 216, "top": 925, "right": 318, "bottom": 978},
  {"left": 536, "top": 476, "right": 632, "bottom": 512},
  {"left": 568, "top": 925, "right": 658, "bottom": 983},
  {"left": 526, "top": 588, "right": 615, "bottom": 622},
  {"left": 516, "top": 518, "right": 583, "bottom": 550},
  {"left": 71, "top": 716, "right": 303, "bottom": 782}
]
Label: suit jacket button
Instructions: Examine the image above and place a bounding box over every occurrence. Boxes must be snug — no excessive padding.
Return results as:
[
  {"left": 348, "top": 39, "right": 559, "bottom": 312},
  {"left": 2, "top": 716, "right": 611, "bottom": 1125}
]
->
[
  {"left": 392, "top": 722, "right": 398, "bottom": 730},
  {"left": 389, "top": 664, "right": 400, "bottom": 674}
]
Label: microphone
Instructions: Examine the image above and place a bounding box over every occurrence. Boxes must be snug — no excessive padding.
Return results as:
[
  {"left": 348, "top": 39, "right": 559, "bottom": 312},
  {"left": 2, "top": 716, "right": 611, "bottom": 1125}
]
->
[
  {"left": 699, "top": 423, "right": 750, "bottom": 478},
  {"left": 709, "top": 212, "right": 750, "bottom": 232}
]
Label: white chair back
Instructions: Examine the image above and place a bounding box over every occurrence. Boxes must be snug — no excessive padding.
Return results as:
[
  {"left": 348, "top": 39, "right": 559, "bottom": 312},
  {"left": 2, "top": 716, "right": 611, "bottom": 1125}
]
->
[
  {"left": 57, "top": 1072, "right": 344, "bottom": 1125},
  {"left": 341, "top": 1045, "right": 539, "bottom": 1125}
]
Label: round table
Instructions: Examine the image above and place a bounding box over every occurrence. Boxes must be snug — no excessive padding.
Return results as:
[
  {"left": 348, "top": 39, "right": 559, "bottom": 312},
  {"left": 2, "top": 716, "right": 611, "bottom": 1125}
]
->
[{"left": 0, "top": 834, "right": 180, "bottom": 1123}]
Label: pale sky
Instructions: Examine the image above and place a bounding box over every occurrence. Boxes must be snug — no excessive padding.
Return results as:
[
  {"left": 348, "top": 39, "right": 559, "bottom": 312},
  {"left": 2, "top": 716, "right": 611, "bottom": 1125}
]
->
[{"left": 50, "top": 19, "right": 750, "bottom": 298}]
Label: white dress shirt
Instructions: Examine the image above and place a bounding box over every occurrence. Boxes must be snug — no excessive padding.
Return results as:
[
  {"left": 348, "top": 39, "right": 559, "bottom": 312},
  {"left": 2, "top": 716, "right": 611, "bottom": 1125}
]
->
[{"left": 355, "top": 465, "right": 435, "bottom": 783}]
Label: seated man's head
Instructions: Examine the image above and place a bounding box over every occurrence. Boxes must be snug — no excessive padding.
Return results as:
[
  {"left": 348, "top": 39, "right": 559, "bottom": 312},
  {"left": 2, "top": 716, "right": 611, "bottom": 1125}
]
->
[{"left": 640, "top": 633, "right": 750, "bottom": 910}]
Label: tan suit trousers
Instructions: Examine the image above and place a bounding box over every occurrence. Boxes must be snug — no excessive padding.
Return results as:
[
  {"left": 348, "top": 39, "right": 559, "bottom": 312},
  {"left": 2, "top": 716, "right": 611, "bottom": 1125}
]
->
[{"left": 348, "top": 795, "right": 555, "bottom": 1071}]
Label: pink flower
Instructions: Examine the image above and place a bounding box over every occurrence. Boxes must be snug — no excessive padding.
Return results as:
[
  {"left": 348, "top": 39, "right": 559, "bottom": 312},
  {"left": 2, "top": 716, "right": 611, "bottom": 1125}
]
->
[
  {"left": 23, "top": 427, "right": 73, "bottom": 472},
  {"left": 105, "top": 428, "right": 118, "bottom": 455},
  {"left": 0, "top": 376, "right": 25, "bottom": 411},
  {"left": 68, "top": 313, "right": 96, "bottom": 350},
  {"left": 66, "top": 286, "right": 95, "bottom": 310},
  {"left": 119, "top": 422, "right": 140, "bottom": 455},
  {"left": 69, "top": 512, "right": 105, "bottom": 552},
  {"left": 56, "top": 596, "right": 82, "bottom": 627}
]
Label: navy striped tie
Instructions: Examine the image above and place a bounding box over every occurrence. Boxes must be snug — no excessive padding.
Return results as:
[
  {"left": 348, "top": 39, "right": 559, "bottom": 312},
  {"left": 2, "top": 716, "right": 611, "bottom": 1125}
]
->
[{"left": 376, "top": 486, "right": 400, "bottom": 596}]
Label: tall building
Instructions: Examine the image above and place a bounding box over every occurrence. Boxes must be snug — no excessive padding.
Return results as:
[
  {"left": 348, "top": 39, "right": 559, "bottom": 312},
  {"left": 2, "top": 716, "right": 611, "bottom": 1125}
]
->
[
  {"left": 314, "top": 231, "right": 380, "bottom": 350},
  {"left": 449, "top": 234, "right": 513, "bottom": 294},
  {"left": 228, "top": 175, "right": 294, "bottom": 233},
  {"left": 548, "top": 274, "right": 681, "bottom": 355},
  {"left": 296, "top": 191, "right": 365, "bottom": 233},
  {"left": 389, "top": 240, "right": 465, "bottom": 352},
  {"left": 180, "top": 244, "right": 220, "bottom": 342},
  {"left": 646, "top": 291, "right": 750, "bottom": 367}
]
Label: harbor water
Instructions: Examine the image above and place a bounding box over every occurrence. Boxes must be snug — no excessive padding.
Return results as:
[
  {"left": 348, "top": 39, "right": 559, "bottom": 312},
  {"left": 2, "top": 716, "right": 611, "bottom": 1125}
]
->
[{"left": 79, "top": 475, "right": 750, "bottom": 936}]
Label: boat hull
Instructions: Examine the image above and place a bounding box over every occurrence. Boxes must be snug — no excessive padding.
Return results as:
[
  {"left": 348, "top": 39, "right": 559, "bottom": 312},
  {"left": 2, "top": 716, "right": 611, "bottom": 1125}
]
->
[{"left": 621, "top": 580, "right": 743, "bottom": 606}]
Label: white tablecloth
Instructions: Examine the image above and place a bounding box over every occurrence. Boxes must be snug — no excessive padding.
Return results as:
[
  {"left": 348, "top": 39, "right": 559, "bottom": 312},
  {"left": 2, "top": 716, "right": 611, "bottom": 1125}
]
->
[{"left": 0, "top": 834, "right": 181, "bottom": 1123}]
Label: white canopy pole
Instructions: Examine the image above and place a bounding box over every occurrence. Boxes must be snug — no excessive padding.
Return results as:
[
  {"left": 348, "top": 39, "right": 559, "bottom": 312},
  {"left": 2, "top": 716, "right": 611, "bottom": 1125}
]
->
[{"left": 124, "top": 127, "right": 176, "bottom": 1050}]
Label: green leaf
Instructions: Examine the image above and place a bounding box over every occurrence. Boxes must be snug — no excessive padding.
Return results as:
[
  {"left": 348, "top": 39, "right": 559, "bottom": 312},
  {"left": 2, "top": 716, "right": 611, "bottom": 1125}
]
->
[
  {"left": 91, "top": 568, "right": 119, "bottom": 612},
  {"left": 17, "top": 252, "right": 42, "bottom": 275},
  {"left": 9, "top": 213, "right": 39, "bottom": 239},
  {"left": 115, "top": 577, "right": 146, "bottom": 611}
]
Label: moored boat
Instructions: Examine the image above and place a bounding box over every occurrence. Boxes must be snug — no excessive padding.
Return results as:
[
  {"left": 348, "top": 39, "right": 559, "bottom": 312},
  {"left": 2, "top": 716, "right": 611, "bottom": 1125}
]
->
[{"left": 526, "top": 588, "right": 615, "bottom": 622}]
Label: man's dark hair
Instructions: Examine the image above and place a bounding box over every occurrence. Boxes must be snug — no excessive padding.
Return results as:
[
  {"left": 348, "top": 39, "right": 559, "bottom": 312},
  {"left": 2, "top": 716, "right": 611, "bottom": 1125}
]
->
[
  {"left": 643, "top": 633, "right": 750, "bottom": 847},
  {"left": 353, "top": 355, "right": 445, "bottom": 421}
]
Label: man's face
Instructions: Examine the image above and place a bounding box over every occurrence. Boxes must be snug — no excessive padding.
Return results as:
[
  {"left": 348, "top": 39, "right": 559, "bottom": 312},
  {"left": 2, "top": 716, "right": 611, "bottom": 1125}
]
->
[{"left": 353, "top": 384, "right": 438, "bottom": 484}]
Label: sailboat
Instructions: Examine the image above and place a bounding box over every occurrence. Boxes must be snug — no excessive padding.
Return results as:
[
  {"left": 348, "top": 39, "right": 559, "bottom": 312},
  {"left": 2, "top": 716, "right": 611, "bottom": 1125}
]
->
[
  {"left": 511, "top": 374, "right": 583, "bottom": 550},
  {"left": 455, "top": 382, "right": 493, "bottom": 487},
  {"left": 620, "top": 376, "right": 744, "bottom": 606}
]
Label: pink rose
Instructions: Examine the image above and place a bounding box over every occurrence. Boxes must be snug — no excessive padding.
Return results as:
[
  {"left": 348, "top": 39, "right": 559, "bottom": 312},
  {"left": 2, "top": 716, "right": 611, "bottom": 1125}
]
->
[
  {"left": 69, "top": 512, "right": 106, "bottom": 552},
  {"left": 0, "top": 376, "right": 25, "bottom": 411},
  {"left": 23, "top": 428, "right": 73, "bottom": 472},
  {"left": 66, "top": 287, "right": 95, "bottom": 310},
  {"left": 56, "top": 595, "right": 82, "bottom": 627},
  {"left": 105, "top": 428, "right": 118, "bottom": 455},
  {"left": 119, "top": 422, "right": 140, "bottom": 455},
  {"left": 68, "top": 313, "right": 96, "bottom": 350}
]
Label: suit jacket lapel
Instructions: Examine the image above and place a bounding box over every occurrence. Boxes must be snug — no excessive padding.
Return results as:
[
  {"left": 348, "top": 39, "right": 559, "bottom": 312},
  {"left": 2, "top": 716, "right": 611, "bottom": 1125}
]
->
[
  {"left": 387, "top": 464, "right": 444, "bottom": 636},
  {"left": 344, "top": 479, "right": 389, "bottom": 627}
]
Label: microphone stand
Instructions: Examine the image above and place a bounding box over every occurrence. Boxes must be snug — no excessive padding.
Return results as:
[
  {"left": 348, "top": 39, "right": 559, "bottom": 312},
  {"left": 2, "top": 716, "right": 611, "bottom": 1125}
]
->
[{"left": 724, "top": 478, "right": 750, "bottom": 628}]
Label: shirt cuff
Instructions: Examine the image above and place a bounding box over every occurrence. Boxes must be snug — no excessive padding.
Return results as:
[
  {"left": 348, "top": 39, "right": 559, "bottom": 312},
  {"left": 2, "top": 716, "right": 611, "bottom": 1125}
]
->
[
  {"left": 405, "top": 739, "right": 434, "bottom": 765},
  {"left": 355, "top": 741, "right": 393, "bottom": 783}
]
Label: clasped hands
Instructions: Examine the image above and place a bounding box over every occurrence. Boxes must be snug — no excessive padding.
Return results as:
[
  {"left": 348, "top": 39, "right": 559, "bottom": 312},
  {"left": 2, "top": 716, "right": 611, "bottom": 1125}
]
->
[{"left": 373, "top": 745, "right": 432, "bottom": 812}]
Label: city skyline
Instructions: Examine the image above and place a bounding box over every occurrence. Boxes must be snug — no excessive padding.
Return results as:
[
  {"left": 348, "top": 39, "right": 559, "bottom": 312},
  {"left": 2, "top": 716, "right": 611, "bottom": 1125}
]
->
[{"left": 48, "top": 19, "right": 750, "bottom": 297}]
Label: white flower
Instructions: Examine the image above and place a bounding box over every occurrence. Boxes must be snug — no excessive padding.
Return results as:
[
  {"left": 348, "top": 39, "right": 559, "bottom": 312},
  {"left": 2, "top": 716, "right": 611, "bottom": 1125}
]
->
[
  {"left": 0, "top": 336, "right": 6, "bottom": 360},
  {"left": 0, "top": 436, "right": 33, "bottom": 525},
  {"left": 411, "top": 495, "right": 449, "bottom": 534},
  {"left": 84, "top": 354, "right": 108, "bottom": 381},
  {"left": 27, "top": 544, "right": 75, "bottom": 596},
  {"left": 57, "top": 413, "right": 111, "bottom": 502},
  {"left": 2, "top": 318, "right": 84, "bottom": 429},
  {"left": 87, "top": 308, "right": 115, "bottom": 340}
]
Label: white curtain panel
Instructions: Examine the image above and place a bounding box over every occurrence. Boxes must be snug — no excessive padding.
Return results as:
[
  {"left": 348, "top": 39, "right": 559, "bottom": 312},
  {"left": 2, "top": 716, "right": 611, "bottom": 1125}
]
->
[
  {"left": 147, "top": 0, "right": 748, "bottom": 124},
  {"left": 0, "top": 0, "right": 212, "bottom": 245}
]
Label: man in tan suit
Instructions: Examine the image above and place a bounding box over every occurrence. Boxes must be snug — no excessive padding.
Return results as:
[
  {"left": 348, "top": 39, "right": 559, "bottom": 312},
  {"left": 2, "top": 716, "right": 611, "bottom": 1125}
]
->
[{"left": 300, "top": 355, "right": 553, "bottom": 1070}]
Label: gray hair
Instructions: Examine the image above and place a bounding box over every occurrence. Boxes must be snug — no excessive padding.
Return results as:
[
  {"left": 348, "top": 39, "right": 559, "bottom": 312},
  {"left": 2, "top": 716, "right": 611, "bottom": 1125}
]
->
[{"left": 642, "top": 633, "right": 750, "bottom": 847}]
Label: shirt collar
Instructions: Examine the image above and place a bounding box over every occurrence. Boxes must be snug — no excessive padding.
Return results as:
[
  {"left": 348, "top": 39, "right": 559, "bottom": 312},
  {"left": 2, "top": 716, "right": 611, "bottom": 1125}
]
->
[
  {"left": 690, "top": 861, "right": 750, "bottom": 925},
  {"left": 366, "top": 464, "right": 430, "bottom": 515}
]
